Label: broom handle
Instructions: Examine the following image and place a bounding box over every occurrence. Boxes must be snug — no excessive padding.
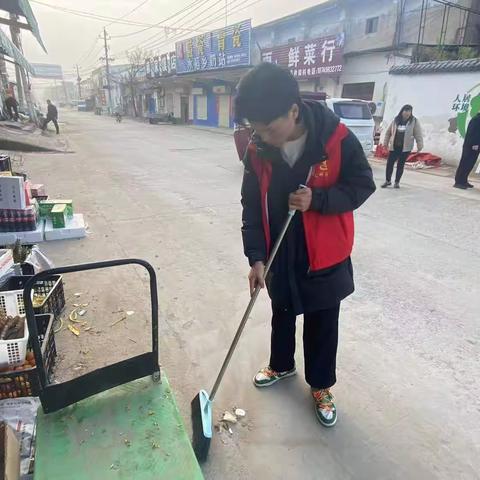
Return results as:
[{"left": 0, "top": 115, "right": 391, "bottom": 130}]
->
[{"left": 210, "top": 208, "right": 297, "bottom": 401}]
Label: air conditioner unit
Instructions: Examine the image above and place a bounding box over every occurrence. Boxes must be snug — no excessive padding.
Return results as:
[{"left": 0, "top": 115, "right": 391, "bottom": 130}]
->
[{"left": 374, "top": 101, "right": 385, "bottom": 117}]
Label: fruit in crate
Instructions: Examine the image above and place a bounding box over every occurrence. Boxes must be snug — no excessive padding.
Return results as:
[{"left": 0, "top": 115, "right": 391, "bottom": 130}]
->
[
  {"left": 33, "top": 293, "right": 46, "bottom": 307},
  {"left": 0, "top": 314, "right": 25, "bottom": 340},
  {"left": 0, "top": 351, "right": 35, "bottom": 373}
]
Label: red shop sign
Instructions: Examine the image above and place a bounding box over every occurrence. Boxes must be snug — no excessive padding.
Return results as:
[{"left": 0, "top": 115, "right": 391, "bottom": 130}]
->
[{"left": 261, "top": 33, "right": 344, "bottom": 79}]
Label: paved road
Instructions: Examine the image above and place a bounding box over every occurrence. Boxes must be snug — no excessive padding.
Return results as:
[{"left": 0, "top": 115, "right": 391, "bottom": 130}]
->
[{"left": 26, "top": 111, "right": 480, "bottom": 480}]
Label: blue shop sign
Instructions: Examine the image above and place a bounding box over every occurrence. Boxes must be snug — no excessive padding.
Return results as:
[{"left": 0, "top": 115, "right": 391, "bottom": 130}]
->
[{"left": 176, "top": 19, "right": 251, "bottom": 74}]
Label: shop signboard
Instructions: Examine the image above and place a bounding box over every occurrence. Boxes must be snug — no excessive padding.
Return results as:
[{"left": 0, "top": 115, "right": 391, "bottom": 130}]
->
[
  {"left": 261, "top": 33, "right": 344, "bottom": 80},
  {"left": 175, "top": 19, "right": 251, "bottom": 74},
  {"left": 31, "top": 63, "right": 63, "bottom": 80},
  {"left": 146, "top": 51, "right": 176, "bottom": 78}
]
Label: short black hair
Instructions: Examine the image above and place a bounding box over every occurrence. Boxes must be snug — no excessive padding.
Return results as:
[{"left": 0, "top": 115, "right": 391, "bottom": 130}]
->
[{"left": 234, "top": 63, "right": 301, "bottom": 125}]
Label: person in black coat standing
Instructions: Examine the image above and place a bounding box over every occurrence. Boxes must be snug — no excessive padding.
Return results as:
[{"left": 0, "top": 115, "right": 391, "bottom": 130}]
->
[
  {"left": 42, "top": 99, "right": 59, "bottom": 134},
  {"left": 235, "top": 63, "right": 376, "bottom": 428},
  {"left": 454, "top": 113, "right": 480, "bottom": 189}
]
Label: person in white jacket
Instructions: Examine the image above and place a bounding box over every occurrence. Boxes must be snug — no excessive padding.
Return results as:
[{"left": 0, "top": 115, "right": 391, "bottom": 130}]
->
[{"left": 382, "top": 105, "right": 423, "bottom": 188}]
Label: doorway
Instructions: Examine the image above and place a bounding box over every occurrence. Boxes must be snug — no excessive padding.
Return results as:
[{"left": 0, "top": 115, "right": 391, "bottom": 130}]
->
[
  {"left": 180, "top": 95, "right": 189, "bottom": 124},
  {"left": 218, "top": 95, "right": 230, "bottom": 128}
]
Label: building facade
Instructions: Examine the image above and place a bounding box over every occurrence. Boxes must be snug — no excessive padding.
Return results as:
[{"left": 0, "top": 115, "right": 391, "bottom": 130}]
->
[
  {"left": 254, "top": 0, "right": 480, "bottom": 118},
  {"left": 84, "top": 0, "right": 480, "bottom": 128}
]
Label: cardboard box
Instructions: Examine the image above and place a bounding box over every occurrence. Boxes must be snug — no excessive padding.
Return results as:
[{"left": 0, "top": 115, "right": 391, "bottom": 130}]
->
[
  {"left": 0, "top": 155, "right": 11, "bottom": 173},
  {"left": 39, "top": 199, "right": 73, "bottom": 218},
  {"left": 51, "top": 204, "right": 67, "bottom": 229},
  {"left": 0, "top": 177, "right": 26, "bottom": 211},
  {"left": 30, "top": 184, "right": 46, "bottom": 198},
  {"left": 0, "top": 422, "right": 20, "bottom": 480},
  {"left": 44, "top": 214, "right": 86, "bottom": 241}
]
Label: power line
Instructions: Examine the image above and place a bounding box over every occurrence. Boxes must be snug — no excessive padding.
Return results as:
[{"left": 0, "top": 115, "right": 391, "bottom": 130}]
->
[
  {"left": 105, "top": 0, "right": 152, "bottom": 28},
  {"left": 30, "top": 0, "right": 194, "bottom": 29},
  {"left": 129, "top": 0, "right": 258, "bottom": 55},
  {"left": 76, "top": 37, "right": 100, "bottom": 65},
  {"left": 117, "top": 0, "right": 220, "bottom": 53},
  {"left": 110, "top": 0, "right": 208, "bottom": 39},
  {"left": 113, "top": 0, "right": 240, "bottom": 56}
]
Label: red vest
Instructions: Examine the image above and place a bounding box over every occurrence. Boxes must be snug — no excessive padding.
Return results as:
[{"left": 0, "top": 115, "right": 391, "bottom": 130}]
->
[{"left": 249, "top": 123, "right": 354, "bottom": 271}]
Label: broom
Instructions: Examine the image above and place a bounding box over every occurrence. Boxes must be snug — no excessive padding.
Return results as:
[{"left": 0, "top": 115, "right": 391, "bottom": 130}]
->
[{"left": 191, "top": 207, "right": 297, "bottom": 462}]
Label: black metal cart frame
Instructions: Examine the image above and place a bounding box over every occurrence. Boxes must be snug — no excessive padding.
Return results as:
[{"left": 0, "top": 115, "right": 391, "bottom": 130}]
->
[{"left": 23, "top": 259, "right": 160, "bottom": 414}]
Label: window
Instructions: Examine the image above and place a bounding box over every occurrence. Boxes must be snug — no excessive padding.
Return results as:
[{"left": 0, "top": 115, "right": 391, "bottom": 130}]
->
[
  {"left": 366, "top": 16, "right": 379, "bottom": 34},
  {"left": 332, "top": 102, "right": 372, "bottom": 120},
  {"left": 342, "top": 82, "right": 375, "bottom": 101}
]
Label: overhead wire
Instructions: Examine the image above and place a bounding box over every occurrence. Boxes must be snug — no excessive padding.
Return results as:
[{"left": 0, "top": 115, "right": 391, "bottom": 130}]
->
[
  {"left": 112, "top": 0, "right": 241, "bottom": 57},
  {"left": 76, "top": 37, "right": 100, "bottom": 65},
  {"left": 72, "top": 1, "right": 207, "bottom": 71},
  {"left": 136, "top": 0, "right": 225, "bottom": 49},
  {"left": 29, "top": 0, "right": 192, "bottom": 29},
  {"left": 109, "top": 0, "right": 208, "bottom": 39},
  {"left": 117, "top": 0, "right": 261, "bottom": 59},
  {"left": 104, "top": 0, "right": 152, "bottom": 28}
]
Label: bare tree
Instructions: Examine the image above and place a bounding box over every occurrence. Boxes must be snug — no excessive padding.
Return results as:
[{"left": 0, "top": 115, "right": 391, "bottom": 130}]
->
[{"left": 124, "top": 48, "right": 149, "bottom": 117}]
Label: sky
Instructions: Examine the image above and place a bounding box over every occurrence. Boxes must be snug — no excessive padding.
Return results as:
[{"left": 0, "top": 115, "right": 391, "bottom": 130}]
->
[{"left": 15, "top": 0, "right": 328, "bottom": 80}]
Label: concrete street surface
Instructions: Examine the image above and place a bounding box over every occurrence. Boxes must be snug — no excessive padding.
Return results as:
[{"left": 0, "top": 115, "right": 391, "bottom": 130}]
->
[{"left": 24, "top": 110, "right": 479, "bottom": 480}]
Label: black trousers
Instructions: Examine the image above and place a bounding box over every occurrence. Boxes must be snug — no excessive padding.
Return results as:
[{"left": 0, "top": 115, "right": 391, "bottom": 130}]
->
[
  {"left": 6, "top": 105, "right": 18, "bottom": 121},
  {"left": 455, "top": 148, "right": 479, "bottom": 185},
  {"left": 386, "top": 149, "right": 410, "bottom": 183},
  {"left": 42, "top": 117, "right": 59, "bottom": 134},
  {"left": 269, "top": 304, "right": 339, "bottom": 390}
]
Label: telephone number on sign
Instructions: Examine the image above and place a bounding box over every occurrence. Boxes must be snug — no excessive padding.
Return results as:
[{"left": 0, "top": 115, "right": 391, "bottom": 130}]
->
[{"left": 291, "top": 65, "right": 343, "bottom": 76}]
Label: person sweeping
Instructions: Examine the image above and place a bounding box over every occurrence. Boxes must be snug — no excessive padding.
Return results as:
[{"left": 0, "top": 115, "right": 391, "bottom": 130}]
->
[{"left": 236, "top": 63, "right": 376, "bottom": 427}]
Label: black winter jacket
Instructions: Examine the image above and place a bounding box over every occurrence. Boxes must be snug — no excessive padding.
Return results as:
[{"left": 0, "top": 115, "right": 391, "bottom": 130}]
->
[
  {"left": 47, "top": 104, "right": 58, "bottom": 120},
  {"left": 464, "top": 113, "right": 480, "bottom": 150},
  {"left": 241, "top": 101, "right": 376, "bottom": 314}
]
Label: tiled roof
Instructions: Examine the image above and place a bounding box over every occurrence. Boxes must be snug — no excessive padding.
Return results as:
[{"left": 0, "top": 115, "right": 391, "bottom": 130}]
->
[{"left": 390, "top": 58, "right": 480, "bottom": 75}]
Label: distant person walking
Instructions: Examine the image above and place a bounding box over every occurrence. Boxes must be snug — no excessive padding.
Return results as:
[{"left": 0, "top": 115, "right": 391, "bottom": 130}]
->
[
  {"left": 454, "top": 112, "right": 480, "bottom": 189},
  {"left": 42, "top": 99, "right": 59, "bottom": 134},
  {"left": 382, "top": 104, "right": 423, "bottom": 188},
  {"left": 5, "top": 95, "right": 19, "bottom": 121}
]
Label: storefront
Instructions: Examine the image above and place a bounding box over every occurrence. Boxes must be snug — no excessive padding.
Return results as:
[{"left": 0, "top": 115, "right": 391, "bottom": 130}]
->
[{"left": 175, "top": 20, "right": 252, "bottom": 128}]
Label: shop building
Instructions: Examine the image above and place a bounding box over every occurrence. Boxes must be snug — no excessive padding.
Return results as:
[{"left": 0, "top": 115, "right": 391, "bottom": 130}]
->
[
  {"left": 174, "top": 19, "right": 252, "bottom": 128},
  {"left": 253, "top": 0, "right": 480, "bottom": 118}
]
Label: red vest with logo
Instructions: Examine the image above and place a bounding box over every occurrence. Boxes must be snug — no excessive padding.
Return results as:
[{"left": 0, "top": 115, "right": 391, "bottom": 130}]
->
[{"left": 249, "top": 123, "right": 354, "bottom": 271}]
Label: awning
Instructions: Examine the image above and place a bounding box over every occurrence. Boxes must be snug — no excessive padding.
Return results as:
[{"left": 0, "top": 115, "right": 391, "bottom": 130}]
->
[
  {"left": 0, "top": 27, "right": 33, "bottom": 73},
  {"left": 0, "top": 0, "right": 46, "bottom": 52}
]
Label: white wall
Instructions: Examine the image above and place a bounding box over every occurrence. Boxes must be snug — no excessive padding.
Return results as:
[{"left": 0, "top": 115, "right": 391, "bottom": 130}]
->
[
  {"left": 340, "top": 51, "right": 411, "bottom": 103},
  {"left": 383, "top": 72, "right": 480, "bottom": 167}
]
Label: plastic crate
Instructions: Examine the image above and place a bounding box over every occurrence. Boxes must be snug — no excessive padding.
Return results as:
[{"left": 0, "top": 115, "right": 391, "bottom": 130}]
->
[
  {"left": 0, "top": 275, "right": 65, "bottom": 319},
  {"left": 0, "top": 314, "right": 56, "bottom": 399},
  {"left": 0, "top": 318, "right": 29, "bottom": 368}
]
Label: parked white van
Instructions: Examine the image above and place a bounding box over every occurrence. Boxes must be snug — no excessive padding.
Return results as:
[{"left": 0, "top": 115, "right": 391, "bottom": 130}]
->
[{"left": 324, "top": 98, "right": 375, "bottom": 154}]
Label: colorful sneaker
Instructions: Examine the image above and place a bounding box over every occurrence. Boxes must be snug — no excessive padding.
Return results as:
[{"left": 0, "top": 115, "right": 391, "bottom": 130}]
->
[
  {"left": 312, "top": 389, "right": 337, "bottom": 427},
  {"left": 253, "top": 366, "right": 296, "bottom": 388}
]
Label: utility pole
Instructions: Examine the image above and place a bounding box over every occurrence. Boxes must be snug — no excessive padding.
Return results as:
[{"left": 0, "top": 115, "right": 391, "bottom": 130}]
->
[
  {"left": 101, "top": 28, "right": 113, "bottom": 114},
  {"left": 76, "top": 64, "right": 82, "bottom": 100}
]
